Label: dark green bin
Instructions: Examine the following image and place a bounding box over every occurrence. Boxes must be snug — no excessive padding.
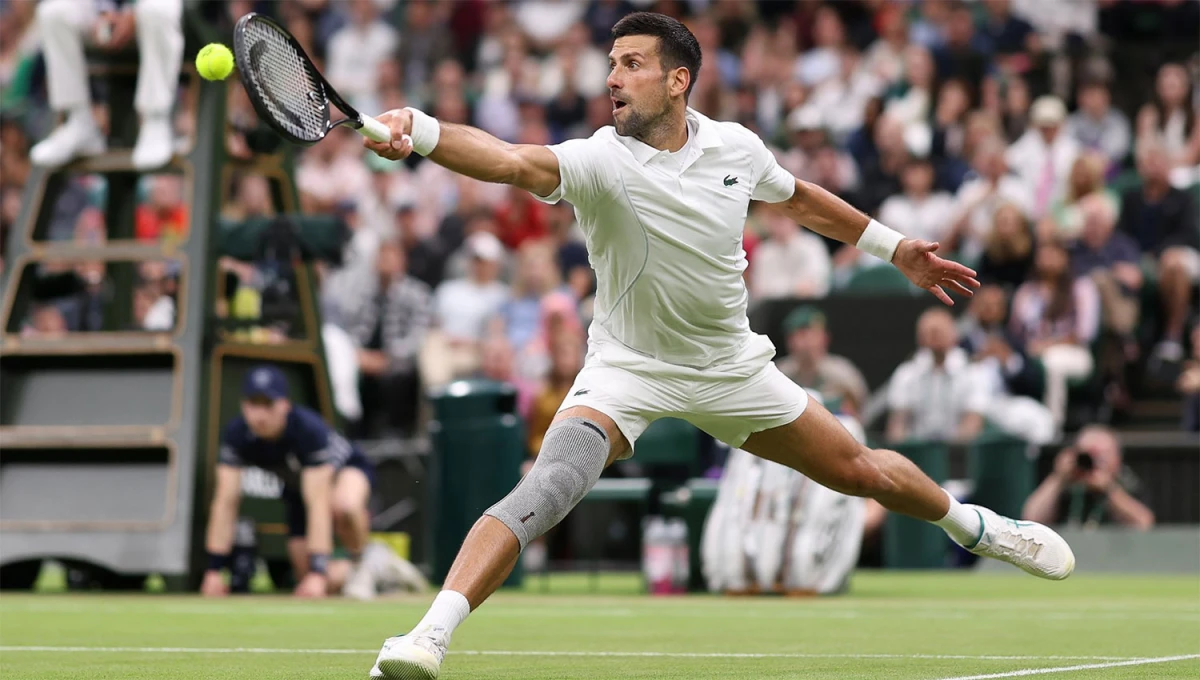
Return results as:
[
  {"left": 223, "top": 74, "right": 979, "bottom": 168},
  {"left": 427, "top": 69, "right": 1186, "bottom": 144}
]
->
[
  {"left": 883, "top": 441, "right": 951, "bottom": 569},
  {"left": 427, "top": 380, "right": 524, "bottom": 586}
]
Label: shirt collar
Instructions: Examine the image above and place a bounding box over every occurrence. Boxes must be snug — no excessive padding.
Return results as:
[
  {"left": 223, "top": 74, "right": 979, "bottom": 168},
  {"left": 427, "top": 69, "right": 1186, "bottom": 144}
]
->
[{"left": 622, "top": 107, "right": 724, "bottom": 165}]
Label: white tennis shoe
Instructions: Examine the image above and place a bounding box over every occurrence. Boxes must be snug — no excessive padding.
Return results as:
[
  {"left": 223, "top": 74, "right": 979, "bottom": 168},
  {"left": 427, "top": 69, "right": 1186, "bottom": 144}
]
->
[
  {"left": 963, "top": 505, "right": 1075, "bottom": 580},
  {"left": 369, "top": 626, "right": 447, "bottom": 680},
  {"left": 30, "top": 117, "right": 105, "bottom": 168}
]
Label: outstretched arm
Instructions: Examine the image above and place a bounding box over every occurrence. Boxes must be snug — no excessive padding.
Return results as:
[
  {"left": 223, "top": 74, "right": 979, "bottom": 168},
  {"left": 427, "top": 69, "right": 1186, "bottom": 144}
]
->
[
  {"left": 772, "top": 179, "right": 980, "bottom": 305},
  {"left": 363, "top": 108, "right": 562, "bottom": 198}
]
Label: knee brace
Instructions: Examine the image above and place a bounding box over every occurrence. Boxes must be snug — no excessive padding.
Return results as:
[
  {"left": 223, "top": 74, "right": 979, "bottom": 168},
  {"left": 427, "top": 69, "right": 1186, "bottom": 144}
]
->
[{"left": 485, "top": 417, "right": 610, "bottom": 550}]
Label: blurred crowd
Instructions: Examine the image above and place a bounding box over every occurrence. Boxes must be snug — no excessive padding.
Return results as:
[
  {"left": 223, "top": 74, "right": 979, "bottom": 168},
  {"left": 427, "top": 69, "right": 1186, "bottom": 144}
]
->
[{"left": 2, "top": 0, "right": 1198, "bottom": 447}]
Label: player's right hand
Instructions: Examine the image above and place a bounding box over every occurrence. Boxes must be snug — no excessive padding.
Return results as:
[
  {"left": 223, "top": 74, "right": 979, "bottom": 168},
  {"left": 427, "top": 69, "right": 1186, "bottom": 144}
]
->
[
  {"left": 200, "top": 570, "right": 229, "bottom": 598},
  {"left": 364, "top": 109, "right": 414, "bottom": 161}
]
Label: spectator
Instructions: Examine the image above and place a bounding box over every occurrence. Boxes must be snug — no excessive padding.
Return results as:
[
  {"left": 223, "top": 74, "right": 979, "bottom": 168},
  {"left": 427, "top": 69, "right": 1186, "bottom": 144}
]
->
[
  {"left": 979, "top": 0, "right": 1036, "bottom": 62},
  {"left": 509, "top": 291, "right": 582, "bottom": 416},
  {"left": 932, "top": 3, "right": 988, "bottom": 97},
  {"left": 525, "top": 328, "right": 584, "bottom": 457},
  {"left": 325, "top": 0, "right": 398, "bottom": 113},
  {"left": 1022, "top": 425, "right": 1155, "bottom": 530},
  {"left": 948, "top": 136, "right": 1031, "bottom": 263},
  {"left": 515, "top": 0, "right": 587, "bottom": 49},
  {"left": 1136, "top": 63, "right": 1200, "bottom": 171},
  {"left": 394, "top": 200, "right": 447, "bottom": 290},
  {"left": 134, "top": 175, "right": 187, "bottom": 242},
  {"left": 396, "top": 0, "right": 454, "bottom": 106},
  {"left": 975, "top": 203, "right": 1034, "bottom": 290},
  {"left": 1178, "top": 324, "right": 1200, "bottom": 432},
  {"left": 1041, "top": 152, "right": 1117, "bottom": 244},
  {"left": 856, "top": 112, "right": 907, "bottom": 214},
  {"left": 959, "top": 284, "right": 1045, "bottom": 402},
  {"left": 1066, "top": 79, "right": 1132, "bottom": 172},
  {"left": 296, "top": 129, "right": 372, "bottom": 214},
  {"left": 30, "top": 0, "right": 183, "bottom": 170},
  {"left": 1068, "top": 193, "right": 1142, "bottom": 339},
  {"left": 423, "top": 232, "right": 510, "bottom": 389},
  {"left": 1010, "top": 241, "right": 1101, "bottom": 428},
  {"left": 749, "top": 210, "right": 831, "bottom": 302},
  {"left": 876, "top": 155, "right": 956, "bottom": 246},
  {"left": 494, "top": 240, "right": 566, "bottom": 353},
  {"left": 23, "top": 304, "right": 69, "bottom": 338},
  {"left": 883, "top": 45, "right": 936, "bottom": 126},
  {"left": 442, "top": 210, "right": 513, "bottom": 282},
  {"left": 1117, "top": 140, "right": 1200, "bottom": 363},
  {"left": 775, "top": 306, "right": 868, "bottom": 417},
  {"left": 886, "top": 308, "right": 986, "bottom": 444},
  {"left": 860, "top": 3, "right": 908, "bottom": 86},
  {"left": 494, "top": 184, "right": 550, "bottom": 250},
  {"left": 930, "top": 78, "right": 974, "bottom": 190},
  {"left": 476, "top": 334, "right": 517, "bottom": 385},
  {"left": 545, "top": 202, "right": 592, "bottom": 303},
  {"left": 340, "top": 239, "right": 431, "bottom": 436},
  {"left": 1007, "top": 96, "right": 1081, "bottom": 221},
  {"left": 780, "top": 109, "right": 859, "bottom": 193}
]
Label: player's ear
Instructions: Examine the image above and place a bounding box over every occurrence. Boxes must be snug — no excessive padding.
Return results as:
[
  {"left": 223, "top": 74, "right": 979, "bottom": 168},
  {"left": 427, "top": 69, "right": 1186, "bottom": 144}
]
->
[{"left": 669, "top": 66, "right": 691, "bottom": 99}]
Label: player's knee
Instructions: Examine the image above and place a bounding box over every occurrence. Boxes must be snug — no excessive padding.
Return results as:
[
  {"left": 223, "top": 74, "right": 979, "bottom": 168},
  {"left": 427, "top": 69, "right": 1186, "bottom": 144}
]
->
[
  {"left": 484, "top": 416, "right": 609, "bottom": 550},
  {"left": 332, "top": 497, "right": 359, "bottom": 522}
]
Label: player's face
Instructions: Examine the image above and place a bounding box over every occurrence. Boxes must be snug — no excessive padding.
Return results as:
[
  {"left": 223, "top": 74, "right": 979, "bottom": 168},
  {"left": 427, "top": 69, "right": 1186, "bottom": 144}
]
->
[
  {"left": 242, "top": 397, "right": 289, "bottom": 439},
  {"left": 607, "top": 36, "right": 675, "bottom": 138}
]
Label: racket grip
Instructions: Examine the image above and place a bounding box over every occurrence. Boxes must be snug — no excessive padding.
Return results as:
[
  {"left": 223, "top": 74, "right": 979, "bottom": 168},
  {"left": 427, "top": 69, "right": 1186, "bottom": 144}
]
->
[{"left": 357, "top": 115, "right": 393, "bottom": 143}]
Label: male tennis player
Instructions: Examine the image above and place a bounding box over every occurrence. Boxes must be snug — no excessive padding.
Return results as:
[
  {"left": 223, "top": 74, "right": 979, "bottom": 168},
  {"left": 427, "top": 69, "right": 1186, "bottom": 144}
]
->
[{"left": 363, "top": 13, "right": 1074, "bottom": 679}]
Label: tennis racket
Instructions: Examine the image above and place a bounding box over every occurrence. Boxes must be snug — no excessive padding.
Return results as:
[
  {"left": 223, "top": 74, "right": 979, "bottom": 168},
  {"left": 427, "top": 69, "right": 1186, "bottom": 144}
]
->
[{"left": 232, "top": 12, "right": 395, "bottom": 147}]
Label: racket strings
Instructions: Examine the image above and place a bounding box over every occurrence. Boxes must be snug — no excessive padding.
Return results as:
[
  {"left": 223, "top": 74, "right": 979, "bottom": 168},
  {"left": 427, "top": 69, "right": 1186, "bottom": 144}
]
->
[{"left": 240, "top": 19, "right": 327, "bottom": 142}]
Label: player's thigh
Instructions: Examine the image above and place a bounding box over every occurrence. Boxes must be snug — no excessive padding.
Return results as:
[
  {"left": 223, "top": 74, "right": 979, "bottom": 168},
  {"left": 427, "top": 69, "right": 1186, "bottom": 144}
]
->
[
  {"left": 555, "top": 361, "right": 685, "bottom": 464},
  {"left": 688, "top": 361, "right": 809, "bottom": 450},
  {"left": 333, "top": 465, "right": 371, "bottom": 515},
  {"left": 739, "top": 396, "right": 877, "bottom": 496}
]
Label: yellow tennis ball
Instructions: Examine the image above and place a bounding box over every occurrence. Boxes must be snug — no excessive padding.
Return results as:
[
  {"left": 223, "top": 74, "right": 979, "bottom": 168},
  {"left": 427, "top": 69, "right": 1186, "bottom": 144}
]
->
[{"left": 196, "top": 43, "right": 234, "bottom": 81}]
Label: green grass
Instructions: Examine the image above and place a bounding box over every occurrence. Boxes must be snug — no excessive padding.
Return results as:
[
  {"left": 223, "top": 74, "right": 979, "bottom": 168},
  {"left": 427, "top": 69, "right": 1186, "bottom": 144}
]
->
[{"left": 1, "top": 572, "right": 1198, "bottom": 679}]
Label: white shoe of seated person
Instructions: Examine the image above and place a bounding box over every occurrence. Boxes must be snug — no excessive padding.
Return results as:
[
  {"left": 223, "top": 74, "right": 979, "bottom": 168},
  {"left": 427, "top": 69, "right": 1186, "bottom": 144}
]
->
[
  {"left": 369, "top": 626, "right": 447, "bottom": 680},
  {"left": 131, "top": 115, "right": 174, "bottom": 170},
  {"left": 30, "top": 116, "right": 105, "bottom": 168},
  {"left": 962, "top": 505, "right": 1076, "bottom": 580},
  {"left": 342, "top": 561, "right": 377, "bottom": 601}
]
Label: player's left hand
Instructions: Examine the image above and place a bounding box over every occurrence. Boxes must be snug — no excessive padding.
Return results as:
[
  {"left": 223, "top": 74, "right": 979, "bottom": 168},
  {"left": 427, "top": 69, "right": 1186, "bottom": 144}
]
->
[
  {"left": 893, "top": 239, "right": 980, "bottom": 306},
  {"left": 294, "top": 572, "right": 328, "bottom": 599}
]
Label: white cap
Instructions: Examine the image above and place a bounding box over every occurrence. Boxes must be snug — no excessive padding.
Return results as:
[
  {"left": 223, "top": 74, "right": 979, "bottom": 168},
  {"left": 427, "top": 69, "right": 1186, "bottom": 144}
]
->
[
  {"left": 1030, "top": 95, "right": 1067, "bottom": 128},
  {"left": 467, "top": 232, "right": 504, "bottom": 262},
  {"left": 787, "top": 106, "right": 824, "bottom": 132}
]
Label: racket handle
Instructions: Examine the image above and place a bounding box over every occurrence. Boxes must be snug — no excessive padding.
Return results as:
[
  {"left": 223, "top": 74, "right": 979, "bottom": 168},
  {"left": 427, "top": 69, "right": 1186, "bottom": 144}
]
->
[{"left": 357, "top": 114, "right": 393, "bottom": 143}]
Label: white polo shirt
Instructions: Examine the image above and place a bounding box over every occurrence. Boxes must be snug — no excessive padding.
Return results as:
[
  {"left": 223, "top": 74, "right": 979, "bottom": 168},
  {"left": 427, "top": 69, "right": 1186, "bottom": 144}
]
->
[{"left": 534, "top": 108, "right": 797, "bottom": 371}]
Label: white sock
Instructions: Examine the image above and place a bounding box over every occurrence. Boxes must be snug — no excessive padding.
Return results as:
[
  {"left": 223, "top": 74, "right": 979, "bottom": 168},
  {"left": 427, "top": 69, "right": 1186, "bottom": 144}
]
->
[
  {"left": 413, "top": 590, "right": 471, "bottom": 640},
  {"left": 932, "top": 490, "right": 983, "bottom": 546}
]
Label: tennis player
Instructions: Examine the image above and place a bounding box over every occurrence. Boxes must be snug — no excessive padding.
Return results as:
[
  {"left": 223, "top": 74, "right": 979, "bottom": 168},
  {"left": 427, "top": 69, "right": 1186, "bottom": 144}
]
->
[{"left": 363, "top": 13, "right": 1074, "bottom": 679}]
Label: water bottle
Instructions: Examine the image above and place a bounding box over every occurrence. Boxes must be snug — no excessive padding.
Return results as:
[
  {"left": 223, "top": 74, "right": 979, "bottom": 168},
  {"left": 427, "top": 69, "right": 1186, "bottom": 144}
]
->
[
  {"left": 668, "top": 518, "right": 690, "bottom": 594},
  {"left": 642, "top": 517, "right": 673, "bottom": 595},
  {"left": 230, "top": 517, "right": 257, "bottom": 594}
]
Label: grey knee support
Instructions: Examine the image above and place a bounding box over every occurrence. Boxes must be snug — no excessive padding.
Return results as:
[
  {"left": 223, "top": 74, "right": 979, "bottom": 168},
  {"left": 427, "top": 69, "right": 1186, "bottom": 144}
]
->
[{"left": 485, "top": 417, "right": 609, "bottom": 550}]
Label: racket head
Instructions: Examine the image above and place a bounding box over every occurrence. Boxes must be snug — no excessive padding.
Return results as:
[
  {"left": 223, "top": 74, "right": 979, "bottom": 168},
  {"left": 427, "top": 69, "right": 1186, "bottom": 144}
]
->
[{"left": 233, "top": 13, "right": 332, "bottom": 147}]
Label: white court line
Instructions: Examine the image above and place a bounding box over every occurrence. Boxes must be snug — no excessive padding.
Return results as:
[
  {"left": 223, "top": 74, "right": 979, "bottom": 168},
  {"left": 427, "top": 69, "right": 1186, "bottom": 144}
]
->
[
  {"left": 935, "top": 654, "right": 1200, "bottom": 680},
  {"left": 0, "top": 646, "right": 1135, "bottom": 661}
]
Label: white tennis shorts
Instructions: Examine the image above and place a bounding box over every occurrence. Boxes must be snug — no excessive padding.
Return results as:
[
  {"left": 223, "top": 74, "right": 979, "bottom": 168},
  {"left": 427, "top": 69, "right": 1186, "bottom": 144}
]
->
[{"left": 557, "top": 334, "right": 809, "bottom": 458}]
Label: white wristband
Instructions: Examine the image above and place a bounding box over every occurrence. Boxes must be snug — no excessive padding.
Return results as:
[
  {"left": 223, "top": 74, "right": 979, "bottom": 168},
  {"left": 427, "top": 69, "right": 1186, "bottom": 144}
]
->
[
  {"left": 404, "top": 107, "right": 440, "bottom": 156},
  {"left": 856, "top": 219, "right": 905, "bottom": 262}
]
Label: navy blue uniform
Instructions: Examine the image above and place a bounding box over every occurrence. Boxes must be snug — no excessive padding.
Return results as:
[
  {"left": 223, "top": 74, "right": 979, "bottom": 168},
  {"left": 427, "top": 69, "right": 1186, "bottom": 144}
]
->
[{"left": 219, "top": 405, "right": 373, "bottom": 537}]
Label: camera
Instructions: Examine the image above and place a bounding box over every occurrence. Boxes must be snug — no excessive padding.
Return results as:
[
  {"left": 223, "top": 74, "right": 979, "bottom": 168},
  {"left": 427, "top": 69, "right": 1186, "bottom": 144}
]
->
[{"left": 1075, "top": 450, "right": 1095, "bottom": 471}]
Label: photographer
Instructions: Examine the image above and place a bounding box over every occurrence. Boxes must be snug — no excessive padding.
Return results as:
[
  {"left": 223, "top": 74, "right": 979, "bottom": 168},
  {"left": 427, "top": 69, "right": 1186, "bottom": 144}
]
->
[{"left": 1022, "top": 425, "right": 1155, "bottom": 530}]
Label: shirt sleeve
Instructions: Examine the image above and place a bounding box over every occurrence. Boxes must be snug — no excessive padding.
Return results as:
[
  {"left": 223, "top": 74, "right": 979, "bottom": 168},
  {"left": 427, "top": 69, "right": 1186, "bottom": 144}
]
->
[
  {"left": 747, "top": 134, "right": 797, "bottom": 203},
  {"left": 532, "top": 131, "right": 617, "bottom": 207},
  {"left": 218, "top": 421, "right": 247, "bottom": 467}
]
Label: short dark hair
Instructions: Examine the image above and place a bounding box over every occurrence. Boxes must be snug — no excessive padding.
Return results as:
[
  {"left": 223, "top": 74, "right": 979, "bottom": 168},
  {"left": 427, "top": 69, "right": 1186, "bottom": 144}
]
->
[{"left": 611, "top": 12, "right": 702, "bottom": 98}]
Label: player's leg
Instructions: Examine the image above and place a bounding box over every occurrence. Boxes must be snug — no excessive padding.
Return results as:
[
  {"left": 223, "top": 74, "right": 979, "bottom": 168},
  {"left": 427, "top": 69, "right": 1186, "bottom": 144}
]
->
[
  {"left": 131, "top": 0, "right": 184, "bottom": 169},
  {"left": 333, "top": 465, "right": 375, "bottom": 600},
  {"left": 371, "top": 405, "right": 631, "bottom": 679},
  {"left": 30, "top": 0, "right": 104, "bottom": 167},
  {"left": 740, "top": 395, "right": 1074, "bottom": 580}
]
